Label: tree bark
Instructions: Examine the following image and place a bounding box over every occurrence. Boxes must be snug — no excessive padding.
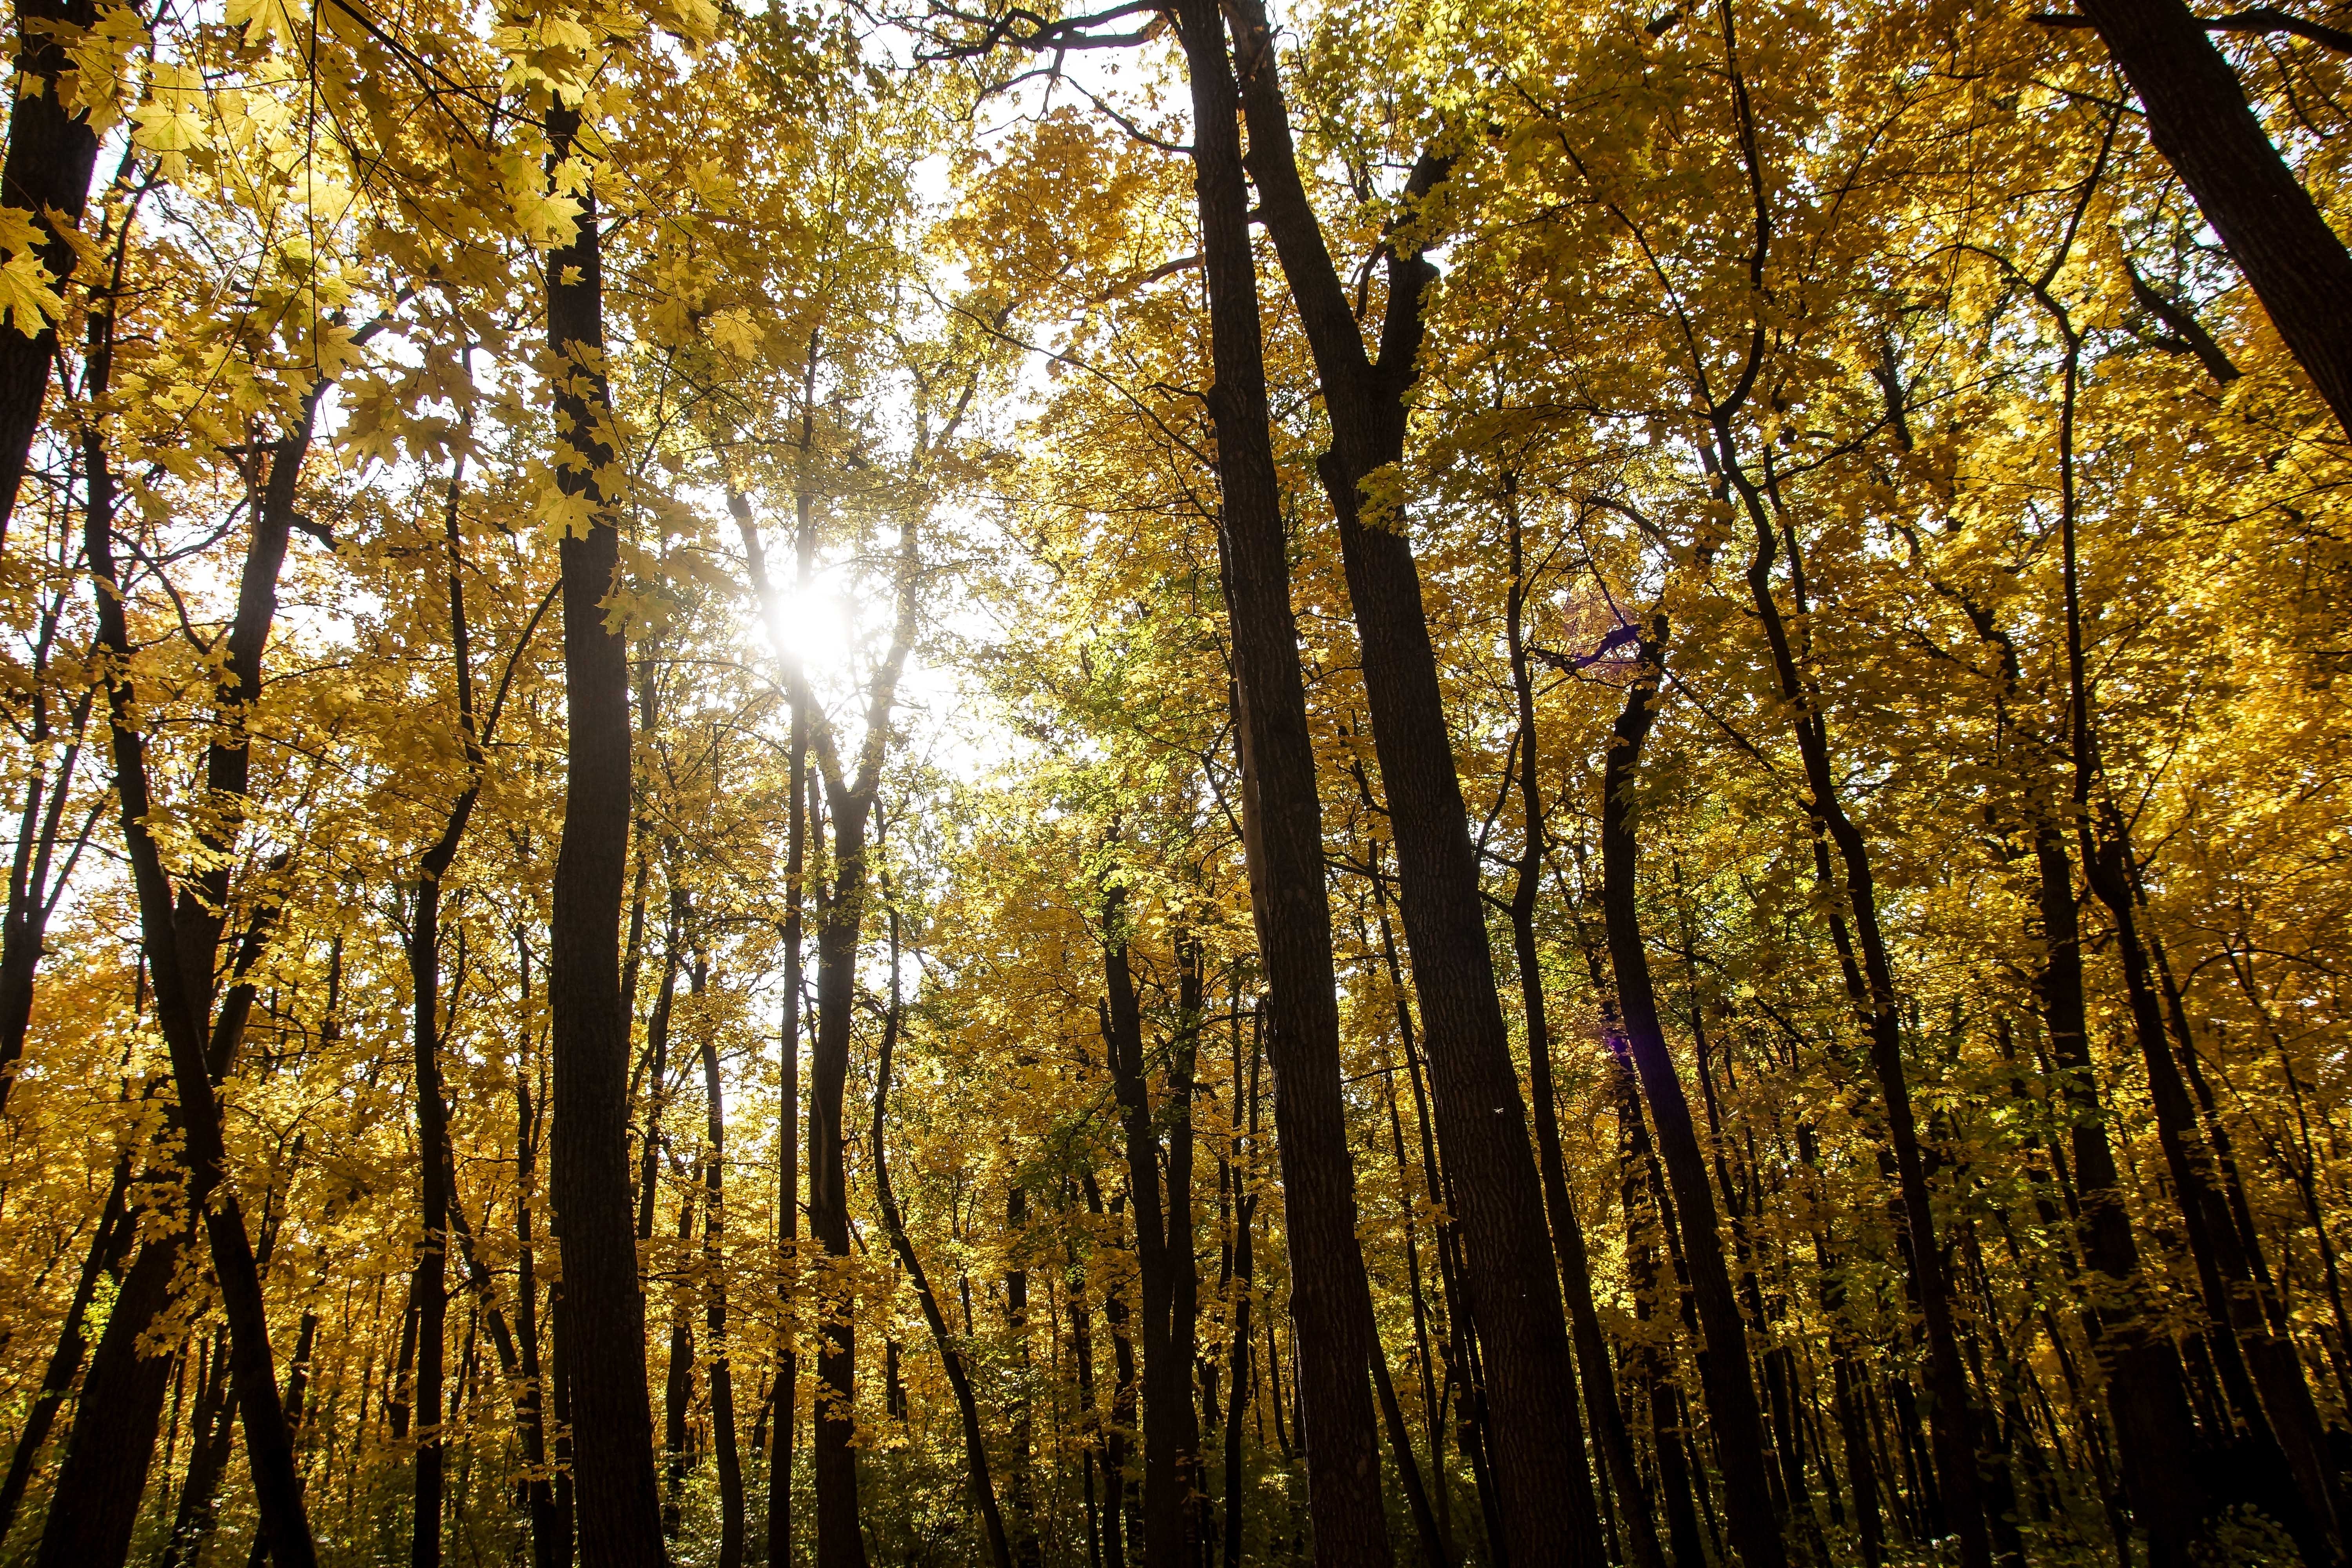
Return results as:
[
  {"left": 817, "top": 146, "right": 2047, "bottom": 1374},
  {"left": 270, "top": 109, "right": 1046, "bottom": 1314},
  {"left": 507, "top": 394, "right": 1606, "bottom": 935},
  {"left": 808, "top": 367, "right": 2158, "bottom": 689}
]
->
[
  {"left": 1171, "top": 7, "right": 1391, "bottom": 1563},
  {"left": 1100, "top": 904, "right": 1203, "bottom": 1568},
  {"left": 2071, "top": 0, "right": 2352, "bottom": 438},
  {"left": 1503, "top": 504, "right": 1662, "bottom": 1568},
  {"left": 1220, "top": 19, "right": 1599, "bottom": 1562},
  {"left": 543, "top": 100, "right": 666, "bottom": 1568}
]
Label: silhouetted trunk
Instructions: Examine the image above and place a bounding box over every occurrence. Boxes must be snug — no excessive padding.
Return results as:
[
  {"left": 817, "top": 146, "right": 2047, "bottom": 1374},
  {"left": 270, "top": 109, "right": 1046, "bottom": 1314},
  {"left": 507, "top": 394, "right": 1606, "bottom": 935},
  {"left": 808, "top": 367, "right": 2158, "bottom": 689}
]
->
[
  {"left": 1719, "top": 437, "right": 1989, "bottom": 1568},
  {"left": 0, "top": 0, "right": 102, "bottom": 537},
  {"left": 1100, "top": 904, "right": 1203, "bottom": 1568},
  {"left": 1596, "top": 622, "right": 1785, "bottom": 1568},
  {"left": 1612, "top": 1044, "right": 1706, "bottom": 1568},
  {"left": 1006, "top": 1181, "right": 1039, "bottom": 1568},
  {"left": 1503, "top": 501, "right": 1662, "bottom": 1568},
  {"left": 39, "top": 197, "right": 339, "bottom": 1568},
  {"left": 1223, "top": 16, "right": 1598, "bottom": 1561},
  {"left": 2071, "top": 0, "right": 2352, "bottom": 438},
  {"left": 159, "top": 1329, "right": 238, "bottom": 1568},
  {"left": 693, "top": 926, "right": 745, "bottom": 1568},
  {"left": 730, "top": 334, "right": 820, "bottom": 1568},
  {"left": 873, "top": 907, "right": 1013, "bottom": 1568},
  {"left": 663, "top": 1173, "right": 699, "bottom": 1539},
  {"left": 1171, "top": 4, "right": 1390, "bottom": 1563},
  {"left": 0, "top": 675, "right": 95, "bottom": 1121},
  {"left": 543, "top": 99, "right": 666, "bottom": 1568},
  {"left": 0, "top": 1140, "right": 131, "bottom": 1537},
  {"left": 1223, "top": 1017, "right": 1261, "bottom": 1568},
  {"left": 2081, "top": 817, "right": 2339, "bottom": 1559},
  {"left": 515, "top": 1066, "right": 566, "bottom": 1568}
]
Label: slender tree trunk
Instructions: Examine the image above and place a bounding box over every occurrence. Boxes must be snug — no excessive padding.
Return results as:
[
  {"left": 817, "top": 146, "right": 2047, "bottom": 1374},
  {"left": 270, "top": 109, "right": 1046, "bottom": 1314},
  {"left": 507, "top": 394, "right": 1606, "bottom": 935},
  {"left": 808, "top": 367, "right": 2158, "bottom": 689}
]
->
[
  {"left": 2071, "top": 0, "right": 2352, "bottom": 438},
  {"left": 1613, "top": 1044, "right": 1706, "bottom": 1568},
  {"left": 543, "top": 100, "right": 666, "bottom": 1568},
  {"left": 1171, "top": 8, "right": 1391, "bottom": 1562},
  {"left": 1596, "top": 623, "right": 1786, "bottom": 1568},
  {"left": 1100, "top": 904, "right": 1204, "bottom": 1568},
  {"left": 158, "top": 1328, "right": 238, "bottom": 1568},
  {"left": 515, "top": 1056, "right": 567, "bottom": 1568},
  {"left": 1223, "top": 1018, "right": 1260, "bottom": 1568},
  {"left": 0, "top": 1140, "right": 132, "bottom": 1540},
  {"left": 1503, "top": 505, "right": 1663, "bottom": 1568},
  {"left": 2031, "top": 822, "right": 2210, "bottom": 1566},
  {"left": 695, "top": 929, "right": 746, "bottom": 1568},
  {"left": 1719, "top": 440, "right": 1992, "bottom": 1568},
  {"left": 872, "top": 908, "right": 1014, "bottom": 1568}
]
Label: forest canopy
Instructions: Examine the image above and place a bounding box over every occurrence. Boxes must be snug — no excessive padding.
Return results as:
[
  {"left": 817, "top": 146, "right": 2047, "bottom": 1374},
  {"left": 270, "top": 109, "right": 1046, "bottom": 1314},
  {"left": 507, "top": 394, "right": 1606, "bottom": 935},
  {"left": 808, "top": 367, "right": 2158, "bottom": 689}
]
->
[{"left": 0, "top": 0, "right": 2344, "bottom": 1566}]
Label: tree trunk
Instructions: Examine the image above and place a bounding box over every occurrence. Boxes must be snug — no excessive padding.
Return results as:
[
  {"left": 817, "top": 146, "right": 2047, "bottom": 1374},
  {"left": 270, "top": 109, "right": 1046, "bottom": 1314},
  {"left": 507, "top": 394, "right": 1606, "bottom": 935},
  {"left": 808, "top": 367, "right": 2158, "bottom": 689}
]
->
[
  {"left": 543, "top": 100, "right": 666, "bottom": 1568},
  {"left": 0, "top": 0, "right": 102, "bottom": 539},
  {"left": 1503, "top": 503, "right": 1662, "bottom": 1568},
  {"left": 2072, "top": 0, "right": 2352, "bottom": 438},
  {"left": 1720, "top": 448, "right": 1991, "bottom": 1568},
  {"left": 1171, "top": 7, "right": 1390, "bottom": 1563},
  {"left": 1596, "top": 623, "right": 1787, "bottom": 1568},
  {"left": 1100, "top": 904, "right": 1204, "bottom": 1568},
  {"left": 872, "top": 907, "right": 1013, "bottom": 1568},
  {"left": 158, "top": 1329, "right": 238, "bottom": 1568},
  {"left": 697, "top": 927, "right": 746, "bottom": 1568},
  {"left": 2030, "top": 822, "right": 2210, "bottom": 1565},
  {"left": 1221, "top": 20, "right": 1599, "bottom": 1562},
  {"left": 0, "top": 1139, "right": 131, "bottom": 1539}
]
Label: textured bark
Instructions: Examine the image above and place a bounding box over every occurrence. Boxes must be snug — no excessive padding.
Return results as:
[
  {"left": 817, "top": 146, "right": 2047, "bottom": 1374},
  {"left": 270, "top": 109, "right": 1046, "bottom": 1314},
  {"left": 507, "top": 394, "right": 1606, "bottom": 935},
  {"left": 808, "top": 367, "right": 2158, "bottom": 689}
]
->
[
  {"left": 1597, "top": 627, "right": 1787, "bottom": 1568},
  {"left": 2072, "top": 0, "right": 2352, "bottom": 437},
  {"left": 0, "top": 0, "right": 102, "bottom": 538},
  {"left": 1172, "top": 5, "right": 1390, "bottom": 1562},
  {"left": 1221, "top": 16, "right": 1598, "bottom": 1561},
  {"left": 543, "top": 101, "right": 666, "bottom": 1568}
]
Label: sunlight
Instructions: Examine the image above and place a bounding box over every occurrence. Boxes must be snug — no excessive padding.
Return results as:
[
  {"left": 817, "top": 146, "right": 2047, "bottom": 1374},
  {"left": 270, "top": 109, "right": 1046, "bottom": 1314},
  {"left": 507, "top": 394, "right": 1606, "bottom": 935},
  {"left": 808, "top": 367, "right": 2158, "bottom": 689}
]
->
[{"left": 741, "top": 580, "right": 856, "bottom": 686}]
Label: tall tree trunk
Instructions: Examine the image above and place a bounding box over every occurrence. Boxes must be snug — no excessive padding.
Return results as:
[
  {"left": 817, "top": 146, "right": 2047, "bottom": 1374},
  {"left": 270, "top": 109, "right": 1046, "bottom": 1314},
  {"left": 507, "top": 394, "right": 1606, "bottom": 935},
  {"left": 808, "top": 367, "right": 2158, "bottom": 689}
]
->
[
  {"left": 2070, "top": 0, "right": 2352, "bottom": 438},
  {"left": 1595, "top": 622, "right": 1787, "bottom": 1568},
  {"left": 1717, "top": 435, "right": 1991, "bottom": 1568},
  {"left": 1221, "top": 18, "right": 1599, "bottom": 1562},
  {"left": 1223, "top": 1015, "right": 1261, "bottom": 1568},
  {"left": 543, "top": 100, "right": 666, "bottom": 1568},
  {"left": 0, "top": 0, "right": 102, "bottom": 538},
  {"left": 872, "top": 907, "right": 1013, "bottom": 1568},
  {"left": 1503, "top": 500, "right": 1662, "bottom": 1568},
  {"left": 516, "top": 1055, "right": 567, "bottom": 1568},
  {"left": 158, "top": 1328, "right": 238, "bottom": 1568},
  {"left": 1100, "top": 902, "right": 1204, "bottom": 1568},
  {"left": 696, "top": 926, "right": 746, "bottom": 1568},
  {"left": 1171, "top": 6, "right": 1390, "bottom": 1563},
  {"left": 727, "top": 353, "right": 817, "bottom": 1568}
]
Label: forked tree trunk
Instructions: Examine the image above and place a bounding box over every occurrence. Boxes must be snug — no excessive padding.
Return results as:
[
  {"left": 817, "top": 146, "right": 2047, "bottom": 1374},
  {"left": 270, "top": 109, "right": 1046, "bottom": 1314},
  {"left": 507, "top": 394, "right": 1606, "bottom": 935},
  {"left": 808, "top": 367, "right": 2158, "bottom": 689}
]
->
[
  {"left": 1221, "top": 15, "right": 1601, "bottom": 1558},
  {"left": 1170, "top": 5, "right": 1391, "bottom": 1562}
]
